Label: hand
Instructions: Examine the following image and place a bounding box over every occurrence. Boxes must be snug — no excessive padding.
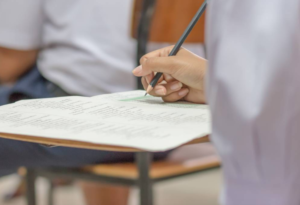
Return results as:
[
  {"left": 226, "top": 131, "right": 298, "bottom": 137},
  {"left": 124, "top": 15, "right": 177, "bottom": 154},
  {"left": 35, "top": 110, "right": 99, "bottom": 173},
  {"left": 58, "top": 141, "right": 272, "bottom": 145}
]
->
[{"left": 132, "top": 46, "right": 207, "bottom": 104}]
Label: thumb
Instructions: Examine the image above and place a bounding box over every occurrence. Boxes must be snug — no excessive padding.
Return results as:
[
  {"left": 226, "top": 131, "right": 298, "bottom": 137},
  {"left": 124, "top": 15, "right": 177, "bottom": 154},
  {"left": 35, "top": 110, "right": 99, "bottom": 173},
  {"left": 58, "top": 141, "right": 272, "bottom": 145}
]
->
[{"left": 132, "top": 57, "right": 178, "bottom": 77}]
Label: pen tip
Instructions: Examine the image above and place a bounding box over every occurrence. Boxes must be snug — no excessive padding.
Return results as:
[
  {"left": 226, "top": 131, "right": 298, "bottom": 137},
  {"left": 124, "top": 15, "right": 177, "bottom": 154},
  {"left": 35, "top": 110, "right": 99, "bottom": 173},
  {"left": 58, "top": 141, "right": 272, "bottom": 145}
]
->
[{"left": 144, "top": 93, "right": 148, "bottom": 96}]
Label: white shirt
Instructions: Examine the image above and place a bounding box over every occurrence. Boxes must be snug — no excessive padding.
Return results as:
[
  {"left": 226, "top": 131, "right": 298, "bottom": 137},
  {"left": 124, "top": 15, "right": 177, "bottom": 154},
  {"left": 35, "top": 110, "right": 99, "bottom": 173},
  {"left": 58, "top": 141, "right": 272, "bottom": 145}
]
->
[
  {"left": 206, "top": 0, "right": 300, "bottom": 204},
  {"left": 0, "top": 0, "right": 137, "bottom": 96}
]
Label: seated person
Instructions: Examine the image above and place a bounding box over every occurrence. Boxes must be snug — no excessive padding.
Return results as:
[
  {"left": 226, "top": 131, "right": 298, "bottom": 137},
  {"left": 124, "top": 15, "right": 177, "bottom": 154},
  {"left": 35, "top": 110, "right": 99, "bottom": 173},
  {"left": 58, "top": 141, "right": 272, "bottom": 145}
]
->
[{"left": 0, "top": 0, "right": 169, "bottom": 204}]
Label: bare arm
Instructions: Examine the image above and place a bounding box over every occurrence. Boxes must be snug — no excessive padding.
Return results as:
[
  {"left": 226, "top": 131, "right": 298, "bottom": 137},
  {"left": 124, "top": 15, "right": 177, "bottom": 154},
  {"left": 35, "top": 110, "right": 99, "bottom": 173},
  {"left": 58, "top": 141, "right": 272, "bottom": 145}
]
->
[{"left": 0, "top": 47, "right": 38, "bottom": 84}]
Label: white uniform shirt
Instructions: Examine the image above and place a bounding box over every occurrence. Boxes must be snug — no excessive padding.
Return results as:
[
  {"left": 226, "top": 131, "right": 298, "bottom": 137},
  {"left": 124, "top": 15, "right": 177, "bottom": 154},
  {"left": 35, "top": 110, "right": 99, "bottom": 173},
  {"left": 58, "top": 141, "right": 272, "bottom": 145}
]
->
[
  {"left": 0, "top": 0, "right": 137, "bottom": 96},
  {"left": 206, "top": 0, "right": 300, "bottom": 204}
]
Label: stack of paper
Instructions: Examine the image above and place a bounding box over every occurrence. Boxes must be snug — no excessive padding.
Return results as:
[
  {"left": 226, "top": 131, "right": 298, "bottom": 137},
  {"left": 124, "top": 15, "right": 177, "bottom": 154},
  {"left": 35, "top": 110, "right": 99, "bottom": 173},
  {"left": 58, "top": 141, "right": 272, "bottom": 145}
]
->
[{"left": 0, "top": 91, "right": 210, "bottom": 151}]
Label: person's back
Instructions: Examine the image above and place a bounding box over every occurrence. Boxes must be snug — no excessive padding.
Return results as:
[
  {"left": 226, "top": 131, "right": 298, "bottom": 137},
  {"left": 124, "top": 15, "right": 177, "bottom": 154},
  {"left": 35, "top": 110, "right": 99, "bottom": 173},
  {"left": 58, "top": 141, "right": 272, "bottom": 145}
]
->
[{"left": 40, "top": 0, "right": 136, "bottom": 95}]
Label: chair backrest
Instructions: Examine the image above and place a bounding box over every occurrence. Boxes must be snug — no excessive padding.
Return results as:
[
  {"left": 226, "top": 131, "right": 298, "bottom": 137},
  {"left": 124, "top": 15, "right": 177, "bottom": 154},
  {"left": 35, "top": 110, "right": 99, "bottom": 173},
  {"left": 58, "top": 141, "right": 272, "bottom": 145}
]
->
[{"left": 131, "top": 0, "right": 206, "bottom": 43}]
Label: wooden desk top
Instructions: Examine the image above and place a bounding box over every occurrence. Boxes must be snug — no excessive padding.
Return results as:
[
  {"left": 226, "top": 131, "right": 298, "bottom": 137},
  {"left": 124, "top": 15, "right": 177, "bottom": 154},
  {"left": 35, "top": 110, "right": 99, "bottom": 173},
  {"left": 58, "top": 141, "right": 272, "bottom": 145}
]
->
[{"left": 0, "top": 133, "right": 209, "bottom": 152}]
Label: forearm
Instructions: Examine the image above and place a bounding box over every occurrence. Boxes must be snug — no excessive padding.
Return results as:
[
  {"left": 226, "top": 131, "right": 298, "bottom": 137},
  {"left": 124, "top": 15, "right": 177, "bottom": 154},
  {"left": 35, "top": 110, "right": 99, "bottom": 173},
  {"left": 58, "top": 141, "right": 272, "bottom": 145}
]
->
[{"left": 0, "top": 47, "right": 38, "bottom": 84}]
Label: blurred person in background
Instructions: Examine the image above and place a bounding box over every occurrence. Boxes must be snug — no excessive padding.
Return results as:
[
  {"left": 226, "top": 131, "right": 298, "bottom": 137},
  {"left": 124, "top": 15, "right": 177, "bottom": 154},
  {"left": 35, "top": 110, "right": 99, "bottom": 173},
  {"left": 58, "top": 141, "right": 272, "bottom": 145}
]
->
[
  {"left": 0, "top": 0, "right": 207, "bottom": 204},
  {"left": 0, "top": 0, "right": 155, "bottom": 204}
]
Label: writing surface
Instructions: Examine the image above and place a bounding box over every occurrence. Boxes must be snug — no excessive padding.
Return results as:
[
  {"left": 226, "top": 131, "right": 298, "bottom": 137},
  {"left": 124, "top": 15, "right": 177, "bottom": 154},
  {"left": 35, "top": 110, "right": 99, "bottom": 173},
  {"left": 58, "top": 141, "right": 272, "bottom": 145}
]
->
[{"left": 0, "top": 91, "right": 210, "bottom": 151}]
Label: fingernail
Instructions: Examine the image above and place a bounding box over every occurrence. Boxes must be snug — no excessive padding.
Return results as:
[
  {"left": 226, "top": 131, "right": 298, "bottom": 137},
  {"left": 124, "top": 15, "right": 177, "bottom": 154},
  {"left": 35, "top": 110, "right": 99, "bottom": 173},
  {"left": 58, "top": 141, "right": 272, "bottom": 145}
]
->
[
  {"left": 164, "top": 74, "right": 173, "bottom": 81},
  {"left": 155, "top": 88, "right": 166, "bottom": 95},
  {"left": 132, "top": 65, "right": 142, "bottom": 75},
  {"left": 170, "top": 82, "right": 182, "bottom": 91},
  {"left": 178, "top": 88, "right": 189, "bottom": 96}
]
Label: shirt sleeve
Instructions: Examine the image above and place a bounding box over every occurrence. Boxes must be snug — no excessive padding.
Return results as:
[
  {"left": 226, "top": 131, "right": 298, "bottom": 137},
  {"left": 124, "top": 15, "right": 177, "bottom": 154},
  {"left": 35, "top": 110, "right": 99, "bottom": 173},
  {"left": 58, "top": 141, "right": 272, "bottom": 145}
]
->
[
  {"left": 206, "top": 0, "right": 300, "bottom": 205},
  {"left": 0, "top": 0, "right": 44, "bottom": 50}
]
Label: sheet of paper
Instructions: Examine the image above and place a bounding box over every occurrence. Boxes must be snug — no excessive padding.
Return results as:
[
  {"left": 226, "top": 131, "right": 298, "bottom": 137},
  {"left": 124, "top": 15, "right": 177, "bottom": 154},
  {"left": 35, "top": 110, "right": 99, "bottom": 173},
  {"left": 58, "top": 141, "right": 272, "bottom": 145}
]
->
[{"left": 0, "top": 91, "right": 210, "bottom": 151}]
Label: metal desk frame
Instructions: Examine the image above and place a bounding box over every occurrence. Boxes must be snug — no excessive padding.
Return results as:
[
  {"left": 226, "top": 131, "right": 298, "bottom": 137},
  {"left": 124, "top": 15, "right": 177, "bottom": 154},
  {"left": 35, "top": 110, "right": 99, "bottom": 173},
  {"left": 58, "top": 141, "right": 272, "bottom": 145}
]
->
[{"left": 25, "top": 152, "right": 217, "bottom": 205}]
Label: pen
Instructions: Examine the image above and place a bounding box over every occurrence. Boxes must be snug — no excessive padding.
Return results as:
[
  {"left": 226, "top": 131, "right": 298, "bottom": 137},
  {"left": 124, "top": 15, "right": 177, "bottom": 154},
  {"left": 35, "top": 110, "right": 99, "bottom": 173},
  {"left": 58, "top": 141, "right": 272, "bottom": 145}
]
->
[{"left": 145, "top": 0, "right": 208, "bottom": 96}]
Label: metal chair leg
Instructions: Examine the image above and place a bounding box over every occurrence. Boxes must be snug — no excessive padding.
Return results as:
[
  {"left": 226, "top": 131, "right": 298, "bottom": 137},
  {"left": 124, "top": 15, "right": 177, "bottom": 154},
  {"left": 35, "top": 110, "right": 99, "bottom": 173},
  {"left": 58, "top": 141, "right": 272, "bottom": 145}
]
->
[
  {"left": 25, "top": 169, "right": 36, "bottom": 205},
  {"left": 48, "top": 180, "right": 55, "bottom": 205},
  {"left": 136, "top": 0, "right": 157, "bottom": 89},
  {"left": 136, "top": 152, "right": 154, "bottom": 205}
]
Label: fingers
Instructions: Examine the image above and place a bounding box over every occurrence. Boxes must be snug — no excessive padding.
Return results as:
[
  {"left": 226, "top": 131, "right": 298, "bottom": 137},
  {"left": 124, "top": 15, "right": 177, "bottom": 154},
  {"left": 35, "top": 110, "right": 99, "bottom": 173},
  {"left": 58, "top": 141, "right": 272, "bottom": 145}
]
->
[
  {"left": 133, "top": 46, "right": 175, "bottom": 77},
  {"left": 145, "top": 72, "right": 154, "bottom": 84},
  {"left": 133, "top": 45, "right": 207, "bottom": 92},
  {"left": 139, "top": 46, "right": 175, "bottom": 65},
  {"left": 163, "top": 73, "right": 175, "bottom": 83},
  {"left": 144, "top": 73, "right": 174, "bottom": 92},
  {"left": 145, "top": 72, "right": 165, "bottom": 85},
  {"left": 133, "top": 45, "right": 181, "bottom": 77},
  {"left": 141, "top": 76, "right": 166, "bottom": 96},
  {"left": 144, "top": 80, "right": 184, "bottom": 97},
  {"left": 141, "top": 76, "right": 148, "bottom": 90},
  {"left": 164, "top": 81, "right": 183, "bottom": 95},
  {"left": 152, "top": 81, "right": 183, "bottom": 96},
  {"left": 142, "top": 76, "right": 190, "bottom": 102},
  {"left": 132, "top": 45, "right": 184, "bottom": 77},
  {"left": 162, "top": 88, "right": 190, "bottom": 102},
  {"left": 133, "top": 56, "right": 179, "bottom": 77}
]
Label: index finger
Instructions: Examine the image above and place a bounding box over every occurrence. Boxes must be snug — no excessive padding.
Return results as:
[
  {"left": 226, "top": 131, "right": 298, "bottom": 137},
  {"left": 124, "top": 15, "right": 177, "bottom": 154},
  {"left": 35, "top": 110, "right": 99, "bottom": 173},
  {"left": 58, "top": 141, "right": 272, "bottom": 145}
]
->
[{"left": 139, "top": 46, "right": 175, "bottom": 65}]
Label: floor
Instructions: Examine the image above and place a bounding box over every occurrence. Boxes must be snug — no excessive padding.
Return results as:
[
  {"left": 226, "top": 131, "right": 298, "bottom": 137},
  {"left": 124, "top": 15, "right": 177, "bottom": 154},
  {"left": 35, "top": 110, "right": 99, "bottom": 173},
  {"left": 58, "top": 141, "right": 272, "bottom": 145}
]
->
[{"left": 0, "top": 168, "right": 222, "bottom": 205}]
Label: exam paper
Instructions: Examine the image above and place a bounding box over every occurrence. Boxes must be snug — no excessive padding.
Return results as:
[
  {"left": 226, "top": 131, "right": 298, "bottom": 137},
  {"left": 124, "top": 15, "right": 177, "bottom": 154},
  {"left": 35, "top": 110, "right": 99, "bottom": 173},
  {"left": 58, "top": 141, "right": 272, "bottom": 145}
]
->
[{"left": 0, "top": 91, "right": 210, "bottom": 151}]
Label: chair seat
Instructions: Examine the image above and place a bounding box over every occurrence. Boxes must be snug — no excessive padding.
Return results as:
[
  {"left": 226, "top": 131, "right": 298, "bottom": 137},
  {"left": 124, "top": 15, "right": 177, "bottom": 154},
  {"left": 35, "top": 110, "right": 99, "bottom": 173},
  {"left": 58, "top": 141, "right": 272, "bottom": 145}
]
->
[{"left": 82, "top": 143, "right": 220, "bottom": 180}]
